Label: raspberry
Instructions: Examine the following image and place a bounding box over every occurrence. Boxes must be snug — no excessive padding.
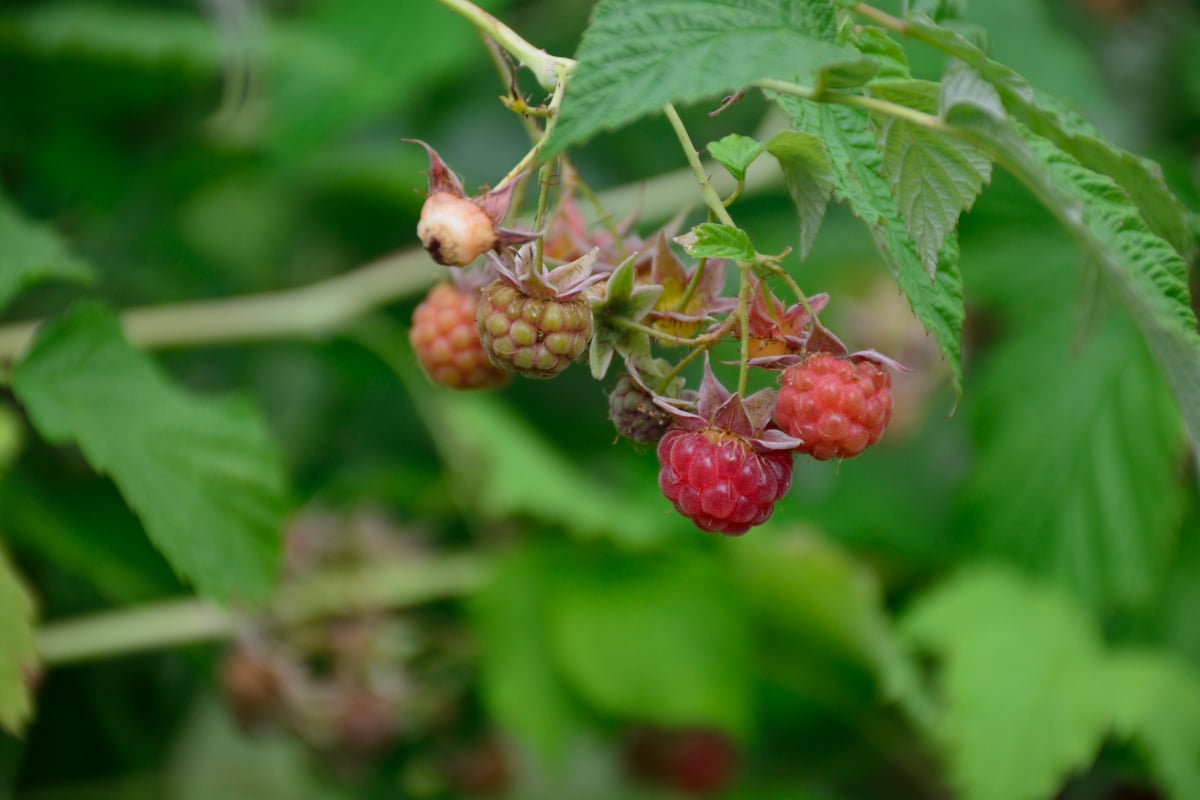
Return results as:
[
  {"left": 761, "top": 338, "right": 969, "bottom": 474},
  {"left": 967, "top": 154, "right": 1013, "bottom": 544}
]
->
[
  {"left": 609, "top": 374, "right": 672, "bottom": 444},
  {"left": 774, "top": 352, "right": 892, "bottom": 460},
  {"left": 477, "top": 279, "right": 593, "bottom": 379},
  {"left": 624, "top": 725, "right": 739, "bottom": 797},
  {"left": 411, "top": 283, "right": 509, "bottom": 389},
  {"left": 656, "top": 427, "right": 793, "bottom": 535},
  {"left": 418, "top": 192, "right": 497, "bottom": 267}
]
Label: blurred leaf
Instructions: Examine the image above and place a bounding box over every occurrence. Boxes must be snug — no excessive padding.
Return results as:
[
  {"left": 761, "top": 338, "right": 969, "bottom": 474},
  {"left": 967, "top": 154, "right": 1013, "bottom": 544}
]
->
[
  {"left": 431, "top": 391, "right": 681, "bottom": 546},
  {"left": 1106, "top": 651, "right": 1200, "bottom": 799},
  {"left": 783, "top": 98, "right": 964, "bottom": 395},
  {"left": 471, "top": 546, "right": 590, "bottom": 761},
  {"left": 707, "top": 134, "right": 765, "bottom": 182},
  {"left": 0, "top": 472, "right": 178, "bottom": 603},
  {"left": 0, "top": 405, "right": 20, "bottom": 476},
  {"left": 870, "top": 79, "right": 992, "bottom": 279},
  {"left": 547, "top": 551, "right": 752, "bottom": 734},
  {"left": 765, "top": 130, "right": 834, "bottom": 260},
  {"left": 11, "top": 304, "right": 287, "bottom": 603},
  {"left": 0, "top": 547, "right": 37, "bottom": 734},
  {"left": 967, "top": 309, "right": 1186, "bottom": 610},
  {"left": 548, "top": 0, "right": 853, "bottom": 154},
  {"left": 165, "top": 696, "right": 338, "bottom": 800},
  {"left": 0, "top": 195, "right": 93, "bottom": 314},
  {"left": 352, "top": 317, "right": 685, "bottom": 546},
  {"left": 902, "top": 565, "right": 1112, "bottom": 800},
  {"left": 730, "top": 532, "right": 929, "bottom": 721}
]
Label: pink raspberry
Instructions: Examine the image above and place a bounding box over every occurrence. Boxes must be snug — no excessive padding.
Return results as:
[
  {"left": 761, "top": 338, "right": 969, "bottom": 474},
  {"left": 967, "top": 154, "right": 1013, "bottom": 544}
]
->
[
  {"left": 656, "top": 428, "right": 793, "bottom": 535},
  {"left": 410, "top": 282, "right": 509, "bottom": 390},
  {"left": 774, "top": 353, "right": 892, "bottom": 460}
]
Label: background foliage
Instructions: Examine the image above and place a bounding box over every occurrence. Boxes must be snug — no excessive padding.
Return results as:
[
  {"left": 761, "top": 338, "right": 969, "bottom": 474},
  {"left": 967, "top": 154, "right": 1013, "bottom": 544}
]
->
[{"left": 2, "top": 0, "right": 1200, "bottom": 798}]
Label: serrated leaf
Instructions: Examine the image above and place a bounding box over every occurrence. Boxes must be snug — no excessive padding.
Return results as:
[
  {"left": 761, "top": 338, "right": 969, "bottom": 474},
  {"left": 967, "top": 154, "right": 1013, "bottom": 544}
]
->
[
  {"left": 783, "top": 97, "right": 964, "bottom": 394},
  {"left": 941, "top": 95, "right": 1200, "bottom": 480},
  {"left": 707, "top": 134, "right": 766, "bottom": 182},
  {"left": 812, "top": 58, "right": 880, "bottom": 93},
  {"left": 903, "top": 566, "right": 1112, "bottom": 800},
  {"left": 905, "top": 13, "right": 1195, "bottom": 257},
  {"left": 471, "top": 547, "right": 589, "bottom": 760},
  {"left": 852, "top": 26, "right": 910, "bottom": 80},
  {"left": 677, "top": 222, "right": 756, "bottom": 262},
  {"left": 11, "top": 304, "right": 287, "bottom": 603},
  {"left": 547, "top": 0, "right": 854, "bottom": 154},
  {"left": 765, "top": 131, "right": 835, "bottom": 261},
  {"left": 0, "top": 548, "right": 37, "bottom": 734},
  {"left": 869, "top": 79, "right": 992, "bottom": 279},
  {"left": 967, "top": 310, "right": 1186, "bottom": 609},
  {"left": 0, "top": 196, "right": 94, "bottom": 314},
  {"left": 1105, "top": 651, "right": 1200, "bottom": 799},
  {"left": 547, "top": 552, "right": 751, "bottom": 735}
]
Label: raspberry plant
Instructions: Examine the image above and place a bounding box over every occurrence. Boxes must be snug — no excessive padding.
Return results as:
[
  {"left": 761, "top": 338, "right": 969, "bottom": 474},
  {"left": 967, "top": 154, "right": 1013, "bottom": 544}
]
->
[{"left": 2, "top": 1, "right": 1200, "bottom": 799}]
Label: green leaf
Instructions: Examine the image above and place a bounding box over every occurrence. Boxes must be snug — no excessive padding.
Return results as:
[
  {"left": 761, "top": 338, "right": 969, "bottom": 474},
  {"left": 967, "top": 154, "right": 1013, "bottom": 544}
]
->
[
  {"left": 869, "top": 80, "right": 992, "bottom": 279},
  {"left": 0, "top": 548, "right": 37, "bottom": 734},
  {"left": 851, "top": 26, "right": 911, "bottom": 80},
  {"left": 471, "top": 547, "right": 590, "bottom": 760},
  {"left": 765, "top": 131, "right": 835, "bottom": 260},
  {"left": 1105, "top": 651, "right": 1200, "bottom": 799},
  {"left": 812, "top": 58, "right": 881, "bottom": 93},
  {"left": 589, "top": 255, "right": 661, "bottom": 379},
  {"left": 548, "top": 0, "right": 854, "bottom": 154},
  {"left": 907, "top": 13, "right": 1195, "bottom": 257},
  {"left": 967, "top": 310, "right": 1186, "bottom": 610},
  {"left": 0, "top": 195, "right": 94, "bottom": 314},
  {"left": 903, "top": 566, "right": 1112, "bottom": 800},
  {"left": 729, "top": 532, "right": 931, "bottom": 722},
  {"left": 547, "top": 552, "right": 751, "bottom": 734},
  {"left": 941, "top": 92, "right": 1200, "bottom": 478},
  {"left": 676, "top": 222, "right": 756, "bottom": 262},
  {"left": 783, "top": 97, "right": 964, "bottom": 394},
  {"left": 707, "top": 134, "right": 766, "bottom": 183},
  {"left": 11, "top": 304, "right": 287, "bottom": 603}
]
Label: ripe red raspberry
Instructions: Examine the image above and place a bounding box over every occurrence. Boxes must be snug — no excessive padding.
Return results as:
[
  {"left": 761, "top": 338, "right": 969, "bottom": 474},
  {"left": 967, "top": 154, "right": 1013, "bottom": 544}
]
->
[
  {"left": 774, "top": 353, "right": 892, "bottom": 460},
  {"left": 410, "top": 283, "right": 508, "bottom": 390},
  {"left": 657, "top": 427, "right": 793, "bottom": 535}
]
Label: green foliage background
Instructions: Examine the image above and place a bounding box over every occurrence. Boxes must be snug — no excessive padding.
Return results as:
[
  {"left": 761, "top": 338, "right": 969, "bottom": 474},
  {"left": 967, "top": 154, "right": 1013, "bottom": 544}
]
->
[{"left": 1, "top": 0, "right": 1200, "bottom": 798}]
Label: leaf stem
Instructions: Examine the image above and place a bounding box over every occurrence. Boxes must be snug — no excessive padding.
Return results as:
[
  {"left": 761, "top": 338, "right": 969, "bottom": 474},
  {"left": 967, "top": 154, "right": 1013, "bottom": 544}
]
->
[
  {"left": 654, "top": 316, "right": 739, "bottom": 394},
  {"left": 663, "top": 103, "right": 738, "bottom": 229},
  {"left": 434, "top": 0, "right": 574, "bottom": 90},
  {"left": 36, "top": 554, "right": 489, "bottom": 666},
  {"left": 494, "top": 77, "right": 567, "bottom": 192},
  {"left": 736, "top": 266, "right": 752, "bottom": 395},
  {"left": 754, "top": 78, "right": 954, "bottom": 135}
]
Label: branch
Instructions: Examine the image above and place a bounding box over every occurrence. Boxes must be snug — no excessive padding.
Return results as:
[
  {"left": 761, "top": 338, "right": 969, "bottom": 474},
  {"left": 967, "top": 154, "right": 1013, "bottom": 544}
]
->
[{"left": 37, "top": 553, "right": 489, "bottom": 666}]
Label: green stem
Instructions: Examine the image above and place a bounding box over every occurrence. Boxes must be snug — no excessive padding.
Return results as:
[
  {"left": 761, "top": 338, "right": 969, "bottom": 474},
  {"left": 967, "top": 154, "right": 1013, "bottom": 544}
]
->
[
  {"left": 434, "top": 0, "right": 574, "bottom": 90},
  {"left": 494, "top": 77, "right": 567, "bottom": 192},
  {"left": 654, "top": 316, "right": 739, "bottom": 394},
  {"left": 735, "top": 266, "right": 752, "bottom": 395},
  {"left": 37, "top": 554, "right": 489, "bottom": 667},
  {"left": 676, "top": 257, "right": 707, "bottom": 313},
  {"left": 612, "top": 317, "right": 711, "bottom": 348},
  {"left": 663, "top": 103, "right": 738, "bottom": 228},
  {"left": 754, "top": 78, "right": 954, "bottom": 134}
]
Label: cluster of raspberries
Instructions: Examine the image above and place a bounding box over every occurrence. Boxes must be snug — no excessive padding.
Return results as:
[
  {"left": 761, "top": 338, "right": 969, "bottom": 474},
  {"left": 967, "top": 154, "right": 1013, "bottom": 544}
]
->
[{"left": 406, "top": 141, "right": 895, "bottom": 536}]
